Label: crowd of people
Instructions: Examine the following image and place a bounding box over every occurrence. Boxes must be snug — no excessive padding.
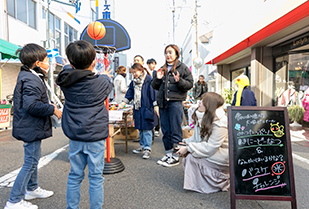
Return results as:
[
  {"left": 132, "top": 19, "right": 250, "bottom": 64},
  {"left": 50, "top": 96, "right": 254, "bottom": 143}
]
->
[{"left": 4, "top": 40, "right": 257, "bottom": 209}]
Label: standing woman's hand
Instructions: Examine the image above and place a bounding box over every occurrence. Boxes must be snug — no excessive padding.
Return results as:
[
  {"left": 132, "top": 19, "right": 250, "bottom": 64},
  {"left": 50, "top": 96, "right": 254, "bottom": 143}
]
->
[
  {"left": 157, "top": 68, "right": 164, "bottom": 79},
  {"left": 172, "top": 71, "right": 180, "bottom": 82}
]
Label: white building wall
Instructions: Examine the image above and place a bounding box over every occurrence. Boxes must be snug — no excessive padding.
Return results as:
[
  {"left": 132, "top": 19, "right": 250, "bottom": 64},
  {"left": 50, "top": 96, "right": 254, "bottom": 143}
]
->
[{"left": 206, "top": 0, "right": 307, "bottom": 62}]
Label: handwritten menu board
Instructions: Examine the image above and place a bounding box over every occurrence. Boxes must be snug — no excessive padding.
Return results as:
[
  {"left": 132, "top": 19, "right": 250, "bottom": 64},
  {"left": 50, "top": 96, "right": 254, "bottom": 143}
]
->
[{"left": 228, "top": 107, "right": 296, "bottom": 209}]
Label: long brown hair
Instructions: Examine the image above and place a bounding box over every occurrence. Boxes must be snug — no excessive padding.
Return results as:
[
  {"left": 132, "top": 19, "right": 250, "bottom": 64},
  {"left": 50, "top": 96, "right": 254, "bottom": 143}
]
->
[
  {"left": 116, "top": 65, "right": 126, "bottom": 75},
  {"left": 131, "top": 63, "right": 151, "bottom": 76},
  {"left": 191, "top": 92, "right": 225, "bottom": 141},
  {"left": 162, "top": 44, "right": 180, "bottom": 75}
]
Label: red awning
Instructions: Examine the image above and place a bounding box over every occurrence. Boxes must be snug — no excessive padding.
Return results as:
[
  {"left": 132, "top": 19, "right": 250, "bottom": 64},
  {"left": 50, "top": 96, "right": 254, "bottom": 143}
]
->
[{"left": 206, "top": 1, "right": 309, "bottom": 65}]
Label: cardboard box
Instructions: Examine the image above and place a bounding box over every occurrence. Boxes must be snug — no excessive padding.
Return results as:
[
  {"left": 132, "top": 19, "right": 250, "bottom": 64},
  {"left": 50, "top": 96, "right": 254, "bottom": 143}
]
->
[{"left": 113, "top": 127, "right": 138, "bottom": 140}]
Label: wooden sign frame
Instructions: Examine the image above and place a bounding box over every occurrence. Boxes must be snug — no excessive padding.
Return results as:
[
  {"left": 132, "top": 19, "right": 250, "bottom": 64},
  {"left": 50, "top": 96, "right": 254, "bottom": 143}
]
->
[{"left": 228, "top": 106, "right": 297, "bottom": 209}]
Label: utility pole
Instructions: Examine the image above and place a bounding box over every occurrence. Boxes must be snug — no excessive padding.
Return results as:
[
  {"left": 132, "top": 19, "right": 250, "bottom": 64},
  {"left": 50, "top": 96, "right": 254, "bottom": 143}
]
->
[
  {"left": 172, "top": 0, "right": 175, "bottom": 44},
  {"left": 47, "top": 0, "right": 53, "bottom": 96},
  {"left": 194, "top": 0, "right": 198, "bottom": 57}
]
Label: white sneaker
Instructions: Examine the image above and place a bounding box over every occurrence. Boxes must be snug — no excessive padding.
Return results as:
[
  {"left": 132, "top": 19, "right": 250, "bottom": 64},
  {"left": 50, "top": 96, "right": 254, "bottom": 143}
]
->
[
  {"left": 157, "top": 155, "right": 169, "bottom": 165},
  {"left": 24, "top": 187, "right": 54, "bottom": 200},
  {"left": 4, "top": 200, "right": 38, "bottom": 209},
  {"left": 154, "top": 131, "right": 160, "bottom": 137}
]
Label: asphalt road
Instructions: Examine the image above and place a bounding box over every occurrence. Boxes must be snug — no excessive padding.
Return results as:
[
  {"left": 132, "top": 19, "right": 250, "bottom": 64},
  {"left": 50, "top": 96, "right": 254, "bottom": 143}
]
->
[{"left": 1, "top": 128, "right": 309, "bottom": 209}]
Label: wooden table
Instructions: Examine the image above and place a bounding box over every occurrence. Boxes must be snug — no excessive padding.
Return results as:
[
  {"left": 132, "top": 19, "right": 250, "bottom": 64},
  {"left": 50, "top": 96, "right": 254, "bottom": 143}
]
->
[{"left": 109, "top": 108, "right": 135, "bottom": 154}]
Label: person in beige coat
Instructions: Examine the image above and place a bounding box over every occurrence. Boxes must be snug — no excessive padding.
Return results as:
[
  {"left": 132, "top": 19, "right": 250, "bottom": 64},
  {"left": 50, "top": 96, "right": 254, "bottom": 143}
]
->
[
  {"left": 176, "top": 92, "right": 229, "bottom": 194},
  {"left": 113, "top": 66, "right": 128, "bottom": 104}
]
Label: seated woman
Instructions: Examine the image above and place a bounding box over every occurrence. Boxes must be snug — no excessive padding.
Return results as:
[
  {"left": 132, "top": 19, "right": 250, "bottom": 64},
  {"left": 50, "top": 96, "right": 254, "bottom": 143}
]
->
[{"left": 176, "top": 92, "right": 229, "bottom": 194}]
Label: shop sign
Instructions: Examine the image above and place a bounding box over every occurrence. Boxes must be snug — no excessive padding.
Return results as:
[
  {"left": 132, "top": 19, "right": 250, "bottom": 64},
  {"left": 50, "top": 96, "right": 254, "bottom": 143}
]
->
[
  {"left": 0, "top": 108, "right": 10, "bottom": 123},
  {"left": 293, "top": 37, "right": 308, "bottom": 48}
]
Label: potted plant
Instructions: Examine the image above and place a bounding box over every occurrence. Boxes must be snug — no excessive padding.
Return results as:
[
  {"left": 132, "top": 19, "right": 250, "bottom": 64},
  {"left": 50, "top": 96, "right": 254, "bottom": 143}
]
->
[
  {"left": 222, "top": 87, "right": 235, "bottom": 105},
  {"left": 287, "top": 105, "right": 305, "bottom": 125}
]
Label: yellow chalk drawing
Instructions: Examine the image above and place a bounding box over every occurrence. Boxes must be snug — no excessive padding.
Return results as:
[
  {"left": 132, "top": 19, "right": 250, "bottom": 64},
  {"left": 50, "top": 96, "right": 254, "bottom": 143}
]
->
[{"left": 270, "top": 122, "right": 284, "bottom": 138}]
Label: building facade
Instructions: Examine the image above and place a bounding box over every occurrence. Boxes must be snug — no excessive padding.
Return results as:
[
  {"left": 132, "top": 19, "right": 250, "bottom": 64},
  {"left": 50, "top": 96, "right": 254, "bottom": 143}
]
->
[
  {"left": 205, "top": 0, "right": 309, "bottom": 107},
  {"left": 0, "top": 0, "right": 125, "bottom": 101}
]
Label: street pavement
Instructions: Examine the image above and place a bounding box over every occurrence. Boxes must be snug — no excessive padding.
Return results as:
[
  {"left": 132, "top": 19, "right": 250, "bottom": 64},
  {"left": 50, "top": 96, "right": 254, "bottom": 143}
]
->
[{"left": 0, "top": 125, "right": 309, "bottom": 209}]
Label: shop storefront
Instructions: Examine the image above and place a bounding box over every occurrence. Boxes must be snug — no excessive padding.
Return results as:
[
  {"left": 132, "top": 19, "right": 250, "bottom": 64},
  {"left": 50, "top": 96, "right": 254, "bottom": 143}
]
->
[
  {"left": 206, "top": 1, "right": 309, "bottom": 107},
  {"left": 273, "top": 33, "right": 309, "bottom": 107},
  {"left": 0, "top": 38, "right": 21, "bottom": 101}
]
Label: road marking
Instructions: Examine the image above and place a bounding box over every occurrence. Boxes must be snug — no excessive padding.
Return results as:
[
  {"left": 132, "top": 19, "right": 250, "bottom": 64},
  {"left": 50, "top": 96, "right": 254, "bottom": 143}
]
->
[
  {"left": 0, "top": 144, "right": 68, "bottom": 188},
  {"left": 292, "top": 153, "right": 309, "bottom": 165}
]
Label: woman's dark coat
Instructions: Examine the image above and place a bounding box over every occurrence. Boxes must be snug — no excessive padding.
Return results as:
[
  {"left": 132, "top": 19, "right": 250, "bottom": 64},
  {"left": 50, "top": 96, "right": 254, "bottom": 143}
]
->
[{"left": 124, "top": 74, "right": 158, "bottom": 130}]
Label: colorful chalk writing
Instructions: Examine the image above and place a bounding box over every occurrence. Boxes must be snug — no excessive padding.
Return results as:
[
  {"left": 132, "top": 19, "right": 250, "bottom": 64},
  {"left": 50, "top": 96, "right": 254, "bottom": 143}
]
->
[{"left": 229, "top": 109, "right": 293, "bottom": 196}]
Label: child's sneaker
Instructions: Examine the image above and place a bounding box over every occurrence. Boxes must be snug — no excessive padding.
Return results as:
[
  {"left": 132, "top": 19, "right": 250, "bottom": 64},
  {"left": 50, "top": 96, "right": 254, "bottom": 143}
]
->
[
  {"left": 132, "top": 148, "right": 144, "bottom": 154},
  {"left": 162, "top": 156, "right": 180, "bottom": 167},
  {"left": 157, "top": 155, "right": 169, "bottom": 165},
  {"left": 4, "top": 200, "right": 38, "bottom": 209},
  {"left": 142, "top": 149, "right": 151, "bottom": 159},
  {"left": 24, "top": 187, "right": 54, "bottom": 200}
]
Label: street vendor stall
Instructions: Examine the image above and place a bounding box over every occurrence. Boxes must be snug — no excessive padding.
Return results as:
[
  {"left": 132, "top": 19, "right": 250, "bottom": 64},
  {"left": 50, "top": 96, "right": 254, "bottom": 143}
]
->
[
  {"left": 109, "top": 104, "right": 137, "bottom": 154},
  {"left": 0, "top": 104, "right": 12, "bottom": 128}
]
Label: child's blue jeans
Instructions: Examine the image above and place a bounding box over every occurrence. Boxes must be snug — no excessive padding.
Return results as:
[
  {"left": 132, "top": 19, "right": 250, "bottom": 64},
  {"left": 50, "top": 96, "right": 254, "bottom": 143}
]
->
[
  {"left": 9, "top": 140, "right": 41, "bottom": 203},
  {"left": 139, "top": 129, "right": 152, "bottom": 151},
  {"left": 66, "top": 139, "right": 105, "bottom": 209}
]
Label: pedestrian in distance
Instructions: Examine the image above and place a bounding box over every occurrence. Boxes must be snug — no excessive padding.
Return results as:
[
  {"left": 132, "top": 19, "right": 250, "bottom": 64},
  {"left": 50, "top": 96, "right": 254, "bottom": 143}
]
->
[
  {"left": 193, "top": 74, "right": 208, "bottom": 101},
  {"left": 118, "top": 63, "right": 158, "bottom": 159},
  {"left": 176, "top": 92, "right": 230, "bottom": 194},
  {"left": 151, "top": 44, "right": 193, "bottom": 167},
  {"left": 232, "top": 74, "right": 257, "bottom": 106},
  {"left": 147, "top": 58, "right": 160, "bottom": 138},
  {"left": 146, "top": 58, "right": 157, "bottom": 77},
  {"left": 4, "top": 44, "right": 62, "bottom": 209},
  {"left": 113, "top": 65, "right": 128, "bottom": 104},
  {"left": 131, "top": 55, "right": 153, "bottom": 142},
  {"left": 130, "top": 55, "right": 145, "bottom": 74},
  {"left": 56, "top": 40, "right": 113, "bottom": 209}
]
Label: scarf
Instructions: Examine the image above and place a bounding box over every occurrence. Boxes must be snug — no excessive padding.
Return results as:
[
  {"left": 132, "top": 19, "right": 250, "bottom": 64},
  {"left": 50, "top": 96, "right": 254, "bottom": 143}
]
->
[
  {"left": 235, "top": 75, "right": 250, "bottom": 106},
  {"left": 121, "top": 73, "right": 127, "bottom": 78},
  {"left": 133, "top": 72, "right": 146, "bottom": 110}
]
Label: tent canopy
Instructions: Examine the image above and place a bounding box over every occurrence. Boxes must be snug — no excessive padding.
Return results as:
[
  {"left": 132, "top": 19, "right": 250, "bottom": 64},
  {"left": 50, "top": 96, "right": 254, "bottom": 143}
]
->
[{"left": 0, "top": 39, "right": 20, "bottom": 59}]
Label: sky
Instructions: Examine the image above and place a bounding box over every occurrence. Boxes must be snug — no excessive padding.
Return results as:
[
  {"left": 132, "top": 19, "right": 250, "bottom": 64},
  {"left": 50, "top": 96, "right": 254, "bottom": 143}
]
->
[
  {"left": 112, "top": 0, "right": 290, "bottom": 68},
  {"left": 114, "top": 0, "right": 175, "bottom": 67}
]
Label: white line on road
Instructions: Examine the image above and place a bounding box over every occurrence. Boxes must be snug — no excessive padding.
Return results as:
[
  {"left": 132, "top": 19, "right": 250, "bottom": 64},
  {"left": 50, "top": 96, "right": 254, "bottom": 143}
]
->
[
  {"left": 0, "top": 144, "right": 68, "bottom": 188},
  {"left": 292, "top": 153, "right": 309, "bottom": 165}
]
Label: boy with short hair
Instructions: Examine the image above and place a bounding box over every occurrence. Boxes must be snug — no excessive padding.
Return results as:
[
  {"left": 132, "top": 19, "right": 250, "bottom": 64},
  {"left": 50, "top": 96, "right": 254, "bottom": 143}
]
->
[
  {"left": 4, "top": 43, "right": 62, "bottom": 209},
  {"left": 56, "top": 40, "right": 113, "bottom": 209}
]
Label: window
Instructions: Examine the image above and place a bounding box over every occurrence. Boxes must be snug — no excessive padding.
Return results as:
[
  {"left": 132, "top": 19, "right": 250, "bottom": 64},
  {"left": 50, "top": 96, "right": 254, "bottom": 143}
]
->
[
  {"left": 7, "top": 0, "right": 15, "bottom": 17},
  {"left": 28, "top": 0, "right": 35, "bottom": 28},
  {"left": 48, "top": 12, "right": 61, "bottom": 54},
  {"left": 275, "top": 53, "right": 309, "bottom": 106},
  {"left": 7, "top": 0, "right": 36, "bottom": 29},
  {"left": 42, "top": 7, "right": 46, "bottom": 19},
  {"left": 64, "top": 23, "right": 78, "bottom": 48},
  {"left": 231, "top": 66, "right": 251, "bottom": 89}
]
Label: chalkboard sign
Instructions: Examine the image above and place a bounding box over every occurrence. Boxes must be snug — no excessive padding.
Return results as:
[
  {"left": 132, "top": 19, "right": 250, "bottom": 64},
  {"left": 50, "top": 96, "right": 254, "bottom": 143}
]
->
[{"left": 228, "top": 106, "right": 296, "bottom": 209}]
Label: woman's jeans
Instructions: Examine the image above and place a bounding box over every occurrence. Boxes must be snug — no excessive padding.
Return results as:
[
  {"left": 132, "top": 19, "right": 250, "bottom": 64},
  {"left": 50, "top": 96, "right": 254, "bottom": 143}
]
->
[
  {"left": 67, "top": 140, "right": 105, "bottom": 209},
  {"left": 9, "top": 140, "right": 41, "bottom": 203},
  {"left": 159, "top": 101, "right": 183, "bottom": 153},
  {"left": 139, "top": 129, "right": 152, "bottom": 151}
]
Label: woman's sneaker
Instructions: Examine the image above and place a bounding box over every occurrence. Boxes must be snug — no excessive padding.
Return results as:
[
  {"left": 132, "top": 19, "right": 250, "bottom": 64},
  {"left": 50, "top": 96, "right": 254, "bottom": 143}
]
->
[
  {"left": 24, "top": 187, "right": 54, "bottom": 200},
  {"left": 133, "top": 148, "right": 144, "bottom": 154},
  {"left": 162, "top": 156, "right": 180, "bottom": 167},
  {"left": 157, "top": 155, "right": 169, "bottom": 165},
  {"left": 4, "top": 200, "right": 38, "bottom": 209},
  {"left": 142, "top": 149, "right": 151, "bottom": 159}
]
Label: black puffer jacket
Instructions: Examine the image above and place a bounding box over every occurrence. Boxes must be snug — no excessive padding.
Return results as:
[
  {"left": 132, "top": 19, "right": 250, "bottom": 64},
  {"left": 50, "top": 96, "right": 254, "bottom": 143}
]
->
[
  {"left": 193, "top": 81, "right": 208, "bottom": 98},
  {"left": 151, "top": 61, "right": 193, "bottom": 108},
  {"left": 56, "top": 65, "right": 113, "bottom": 142},
  {"left": 13, "top": 66, "right": 54, "bottom": 142}
]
